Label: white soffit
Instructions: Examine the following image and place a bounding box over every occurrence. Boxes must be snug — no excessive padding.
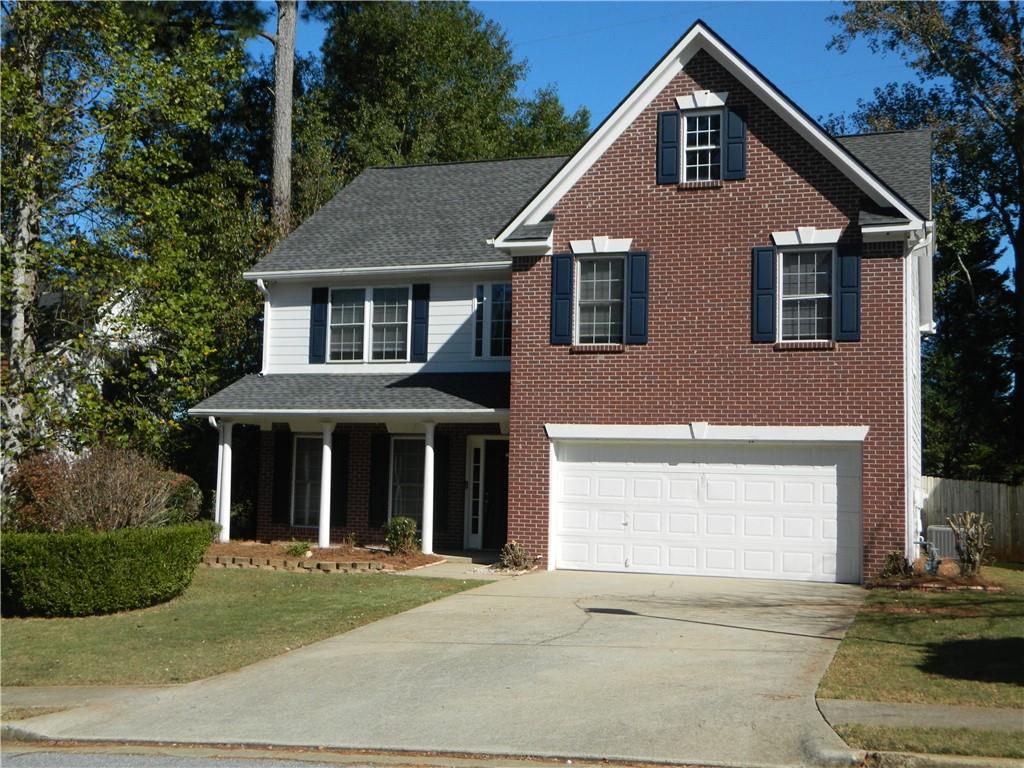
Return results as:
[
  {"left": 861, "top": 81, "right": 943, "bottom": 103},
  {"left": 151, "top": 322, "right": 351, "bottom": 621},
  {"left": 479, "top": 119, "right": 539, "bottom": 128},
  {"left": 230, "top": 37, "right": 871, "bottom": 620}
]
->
[
  {"left": 570, "top": 236, "right": 634, "bottom": 254},
  {"left": 545, "top": 423, "right": 870, "bottom": 443},
  {"left": 493, "top": 21, "right": 923, "bottom": 248},
  {"left": 772, "top": 227, "right": 843, "bottom": 246}
]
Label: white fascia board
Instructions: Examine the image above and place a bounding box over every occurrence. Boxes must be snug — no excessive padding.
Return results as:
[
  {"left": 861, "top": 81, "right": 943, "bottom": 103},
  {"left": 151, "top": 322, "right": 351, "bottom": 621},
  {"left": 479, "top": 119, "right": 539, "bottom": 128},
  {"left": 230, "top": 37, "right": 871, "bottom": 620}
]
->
[
  {"left": 493, "top": 23, "right": 922, "bottom": 248},
  {"left": 545, "top": 423, "right": 869, "bottom": 443},
  {"left": 191, "top": 407, "right": 507, "bottom": 418},
  {"left": 244, "top": 261, "right": 512, "bottom": 281}
]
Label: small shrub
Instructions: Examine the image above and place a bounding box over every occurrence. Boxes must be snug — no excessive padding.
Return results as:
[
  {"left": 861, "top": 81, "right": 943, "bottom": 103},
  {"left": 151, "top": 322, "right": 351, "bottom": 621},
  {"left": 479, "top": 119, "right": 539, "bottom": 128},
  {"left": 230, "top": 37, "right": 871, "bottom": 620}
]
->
[
  {"left": 165, "top": 474, "right": 203, "bottom": 525},
  {"left": 1, "top": 521, "right": 216, "bottom": 617},
  {"left": 947, "top": 510, "right": 992, "bottom": 576},
  {"left": 383, "top": 516, "right": 418, "bottom": 555},
  {"left": 6, "top": 444, "right": 192, "bottom": 532},
  {"left": 284, "top": 540, "right": 312, "bottom": 557},
  {"left": 879, "top": 551, "right": 912, "bottom": 579},
  {"left": 498, "top": 540, "right": 533, "bottom": 570},
  {"left": 342, "top": 531, "right": 358, "bottom": 548}
]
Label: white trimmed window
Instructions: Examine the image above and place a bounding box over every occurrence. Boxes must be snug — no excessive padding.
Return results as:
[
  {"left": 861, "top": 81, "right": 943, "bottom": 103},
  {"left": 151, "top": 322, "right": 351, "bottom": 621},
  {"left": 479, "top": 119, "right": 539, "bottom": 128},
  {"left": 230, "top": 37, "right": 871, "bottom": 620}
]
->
[
  {"left": 683, "top": 111, "right": 722, "bottom": 181},
  {"left": 326, "top": 286, "right": 411, "bottom": 363},
  {"left": 389, "top": 437, "right": 425, "bottom": 526},
  {"left": 779, "top": 248, "right": 834, "bottom": 341},
  {"left": 576, "top": 256, "right": 624, "bottom": 344},
  {"left": 329, "top": 288, "right": 365, "bottom": 361},
  {"left": 291, "top": 434, "right": 322, "bottom": 527},
  {"left": 472, "top": 282, "right": 512, "bottom": 358},
  {"left": 371, "top": 287, "right": 410, "bottom": 361}
]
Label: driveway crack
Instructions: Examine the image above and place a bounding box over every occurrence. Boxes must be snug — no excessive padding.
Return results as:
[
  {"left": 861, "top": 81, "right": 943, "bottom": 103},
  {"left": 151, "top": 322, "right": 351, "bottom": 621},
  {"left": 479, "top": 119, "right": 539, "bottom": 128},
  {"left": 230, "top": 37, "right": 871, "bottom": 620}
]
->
[{"left": 536, "top": 598, "right": 593, "bottom": 645}]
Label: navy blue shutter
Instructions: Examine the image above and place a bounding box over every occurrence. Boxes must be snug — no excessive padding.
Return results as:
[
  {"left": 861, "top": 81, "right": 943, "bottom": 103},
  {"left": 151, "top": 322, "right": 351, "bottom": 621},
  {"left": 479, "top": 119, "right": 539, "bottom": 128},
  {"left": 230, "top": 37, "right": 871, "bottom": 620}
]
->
[
  {"left": 835, "top": 244, "right": 861, "bottom": 342},
  {"left": 309, "top": 287, "right": 328, "bottom": 363},
  {"left": 624, "top": 252, "right": 649, "bottom": 344},
  {"left": 722, "top": 107, "right": 747, "bottom": 180},
  {"left": 411, "top": 284, "right": 429, "bottom": 361},
  {"left": 550, "top": 254, "right": 573, "bottom": 345},
  {"left": 656, "top": 111, "right": 680, "bottom": 184},
  {"left": 751, "top": 247, "right": 775, "bottom": 343}
]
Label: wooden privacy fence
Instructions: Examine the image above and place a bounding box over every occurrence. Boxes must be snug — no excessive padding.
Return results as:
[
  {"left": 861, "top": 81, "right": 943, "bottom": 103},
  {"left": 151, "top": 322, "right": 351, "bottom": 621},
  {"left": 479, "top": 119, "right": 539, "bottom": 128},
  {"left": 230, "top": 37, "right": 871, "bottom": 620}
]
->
[{"left": 922, "top": 476, "right": 1024, "bottom": 561}]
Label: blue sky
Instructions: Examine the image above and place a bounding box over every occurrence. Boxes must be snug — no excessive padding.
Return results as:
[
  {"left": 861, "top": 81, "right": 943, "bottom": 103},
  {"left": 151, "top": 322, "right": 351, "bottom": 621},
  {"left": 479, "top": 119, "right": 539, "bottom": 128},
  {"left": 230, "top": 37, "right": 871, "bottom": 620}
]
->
[{"left": 258, "top": 1, "right": 920, "bottom": 130}]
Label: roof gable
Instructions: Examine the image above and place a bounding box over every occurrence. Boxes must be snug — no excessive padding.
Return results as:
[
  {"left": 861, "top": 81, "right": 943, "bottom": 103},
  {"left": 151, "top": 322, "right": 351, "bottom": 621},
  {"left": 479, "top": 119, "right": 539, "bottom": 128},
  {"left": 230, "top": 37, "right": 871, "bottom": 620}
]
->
[{"left": 494, "top": 20, "right": 927, "bottom": 247}]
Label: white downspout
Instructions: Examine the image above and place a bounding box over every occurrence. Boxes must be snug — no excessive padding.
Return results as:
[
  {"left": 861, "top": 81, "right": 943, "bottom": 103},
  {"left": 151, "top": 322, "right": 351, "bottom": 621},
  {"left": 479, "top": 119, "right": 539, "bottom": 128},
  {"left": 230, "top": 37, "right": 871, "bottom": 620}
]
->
[{"left": 256, "top": 279, "right": 271, "bottom": 374}]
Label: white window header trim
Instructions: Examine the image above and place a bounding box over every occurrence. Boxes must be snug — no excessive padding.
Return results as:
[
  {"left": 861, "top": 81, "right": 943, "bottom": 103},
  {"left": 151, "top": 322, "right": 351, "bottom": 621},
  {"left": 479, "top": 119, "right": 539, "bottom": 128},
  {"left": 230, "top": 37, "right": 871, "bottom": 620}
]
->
[
  {"left": 771, "top": 227, "right": 842, "bottom": 247},
  {"left": 569, "top": 236, "right": 634, "bottom": 254},
  {"left": 545, "top": 423, "right": 869, "bottom": 443},
  {"left": 676, "top": 90, "right": 728, "bottom": 110}
]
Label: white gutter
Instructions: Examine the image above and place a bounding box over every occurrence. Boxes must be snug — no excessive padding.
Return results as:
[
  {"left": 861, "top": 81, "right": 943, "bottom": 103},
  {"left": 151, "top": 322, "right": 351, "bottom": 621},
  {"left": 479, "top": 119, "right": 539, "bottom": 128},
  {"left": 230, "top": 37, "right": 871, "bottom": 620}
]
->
[{"left": 243, "top": 260, "right": 512, "bottom": 281}]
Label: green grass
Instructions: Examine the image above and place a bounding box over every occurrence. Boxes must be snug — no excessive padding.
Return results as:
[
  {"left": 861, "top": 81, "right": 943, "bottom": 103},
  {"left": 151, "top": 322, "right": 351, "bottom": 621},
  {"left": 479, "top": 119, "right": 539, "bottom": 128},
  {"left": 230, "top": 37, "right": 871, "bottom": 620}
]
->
[
  {"left": 1, "top": 569, "right": 482, "bottom": 686},
  {"left": 835, "top": 724, "right": 1024, "bottom": 760},
  {"left": 819, "top": 564, "right": 1024, "bottom": 708}
]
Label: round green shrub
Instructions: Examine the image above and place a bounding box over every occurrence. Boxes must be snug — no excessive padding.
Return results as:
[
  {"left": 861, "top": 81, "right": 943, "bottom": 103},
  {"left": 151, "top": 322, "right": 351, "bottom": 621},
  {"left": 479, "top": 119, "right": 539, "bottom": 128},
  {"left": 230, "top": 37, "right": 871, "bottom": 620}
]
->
[
  {"left": 1, "top": 521, "right": 216, "bottom": 617},
  {"left": 383, "top": 516, "right": 419, "bottom": 555}
]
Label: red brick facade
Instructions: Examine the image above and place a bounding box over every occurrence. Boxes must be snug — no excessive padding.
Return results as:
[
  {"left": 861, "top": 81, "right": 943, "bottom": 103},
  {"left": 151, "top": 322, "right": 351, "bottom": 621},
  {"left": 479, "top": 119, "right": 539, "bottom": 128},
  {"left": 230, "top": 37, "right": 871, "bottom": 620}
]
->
[
  {"left": 254, "top": 422, "right": 502, "bottom": 549},
  {"left": 508, "top": 50, "right": 907, "bottom": 578}
]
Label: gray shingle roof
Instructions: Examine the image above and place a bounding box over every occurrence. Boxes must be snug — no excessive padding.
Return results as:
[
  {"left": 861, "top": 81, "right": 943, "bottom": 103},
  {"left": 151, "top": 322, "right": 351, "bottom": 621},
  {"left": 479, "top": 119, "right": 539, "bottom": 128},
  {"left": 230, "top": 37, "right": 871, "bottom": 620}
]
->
[
  {"left": 248, "top": 157, "right": 566, "bottom": 274},
  {"left": 836, "top": 129, "right": 932, "bottom": 220},
  {"left": 189, "top": 373, "right": 510, "bottom": 414}
]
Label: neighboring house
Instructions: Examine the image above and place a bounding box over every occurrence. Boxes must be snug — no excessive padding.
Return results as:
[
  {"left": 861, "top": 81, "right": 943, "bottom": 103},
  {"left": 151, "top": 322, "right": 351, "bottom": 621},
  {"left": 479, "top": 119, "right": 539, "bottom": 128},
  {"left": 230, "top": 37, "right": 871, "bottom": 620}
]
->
[{"left": 191, "top": 21, "right": 934, "bottom": 583}]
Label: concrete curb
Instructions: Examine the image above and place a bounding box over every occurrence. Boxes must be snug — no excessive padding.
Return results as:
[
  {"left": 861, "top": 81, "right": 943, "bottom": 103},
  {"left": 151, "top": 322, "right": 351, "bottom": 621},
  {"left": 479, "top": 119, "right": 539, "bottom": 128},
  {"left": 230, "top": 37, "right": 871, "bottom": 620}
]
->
[
  {"left": 864, "top": 750, "right": 1023, "bottom": 768},
  {"left": 1, "top": 723, "right": 52, "bottom": 743},
  {"left": 801, "top": 734, "right": 865, "bottom": 767}
]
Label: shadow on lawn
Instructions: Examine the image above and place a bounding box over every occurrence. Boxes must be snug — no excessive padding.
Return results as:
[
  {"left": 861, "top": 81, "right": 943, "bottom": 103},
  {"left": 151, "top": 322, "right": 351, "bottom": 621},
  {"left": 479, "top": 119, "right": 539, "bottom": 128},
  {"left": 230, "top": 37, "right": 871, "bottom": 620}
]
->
[{"left": 918, "top": 637, "right": 1024, "bottom": 685}]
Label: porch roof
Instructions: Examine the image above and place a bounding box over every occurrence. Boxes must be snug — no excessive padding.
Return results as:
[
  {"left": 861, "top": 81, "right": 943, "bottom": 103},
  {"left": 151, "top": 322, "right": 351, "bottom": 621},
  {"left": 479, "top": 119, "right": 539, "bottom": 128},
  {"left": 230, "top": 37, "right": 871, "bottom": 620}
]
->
[{"left": 189, "top": 372, "right": 510, "bottom": 418}]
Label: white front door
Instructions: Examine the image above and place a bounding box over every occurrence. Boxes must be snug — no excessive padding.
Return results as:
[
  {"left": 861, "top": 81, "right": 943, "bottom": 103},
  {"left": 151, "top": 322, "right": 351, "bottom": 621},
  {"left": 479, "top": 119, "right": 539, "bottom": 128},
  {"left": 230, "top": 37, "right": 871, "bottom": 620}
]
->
[{"left": 551, "top": 440, "right": 862, "bottom": 583}]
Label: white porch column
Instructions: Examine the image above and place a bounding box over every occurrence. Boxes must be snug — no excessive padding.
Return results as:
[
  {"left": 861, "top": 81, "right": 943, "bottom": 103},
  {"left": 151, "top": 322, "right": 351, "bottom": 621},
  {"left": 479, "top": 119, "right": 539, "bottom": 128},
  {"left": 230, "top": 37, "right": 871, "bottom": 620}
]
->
[
  {"left": 318, "top": 422, "right": 333, "bottom": 549},
  {"left": 421, "top": 422, "right": 435, "bottom": 555},
  {"left": 213, "top": 420, "right": 224, "bottom": 529},
  {"left": 218, "top": 421, "right": 233, "bottom": 543}
]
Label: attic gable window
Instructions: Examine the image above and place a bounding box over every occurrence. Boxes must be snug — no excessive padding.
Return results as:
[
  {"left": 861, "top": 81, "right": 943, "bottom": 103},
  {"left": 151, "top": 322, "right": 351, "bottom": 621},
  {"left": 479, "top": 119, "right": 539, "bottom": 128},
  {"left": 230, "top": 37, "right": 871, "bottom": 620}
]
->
[{"left": 683, "top": 111, "right": 721, "bottom": 182}]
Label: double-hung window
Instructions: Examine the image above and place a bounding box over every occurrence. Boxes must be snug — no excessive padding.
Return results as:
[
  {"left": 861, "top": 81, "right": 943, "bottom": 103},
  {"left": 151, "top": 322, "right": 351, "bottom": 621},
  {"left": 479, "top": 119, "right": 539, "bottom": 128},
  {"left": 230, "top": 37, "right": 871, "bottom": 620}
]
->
[
  {"left": 326, "top": 287, "right": 410, "bottom": 362},
  {"left": 371, "top": 287, "right": 409, "bottom": 360},
  {"left": 683, "top": 111, "right": 721, "bottom": 181},
  {"left": 472, "top": 282, "right": 512, "bottom": 358},
  {"left": 329, "top": 289, "right": 366, "bottom": 361},
  {"left": 576, "top": 256, "right": 624, "bottom": 344},
  {"left": 779, "top": 249, "right": 834, "bottom": 341}
]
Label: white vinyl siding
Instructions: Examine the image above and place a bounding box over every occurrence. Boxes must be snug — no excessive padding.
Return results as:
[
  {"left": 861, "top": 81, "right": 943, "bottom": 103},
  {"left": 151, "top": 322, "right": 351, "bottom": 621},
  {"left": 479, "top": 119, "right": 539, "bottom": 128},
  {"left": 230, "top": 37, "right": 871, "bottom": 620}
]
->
[
  {"left": 264, "top": 276, "right": 512, "bottom": 374},
  {"left": 472, "top": 282, "right": 512, "bottom": 358}
]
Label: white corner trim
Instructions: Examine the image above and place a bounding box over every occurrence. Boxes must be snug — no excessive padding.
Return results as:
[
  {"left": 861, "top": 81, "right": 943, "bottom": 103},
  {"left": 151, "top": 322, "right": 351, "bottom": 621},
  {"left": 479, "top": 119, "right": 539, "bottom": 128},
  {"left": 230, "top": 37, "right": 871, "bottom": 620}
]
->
[
  {"left": 676, "top": 90, "right": 728, "bottom": 110},
  {"left": 544, "top": 423, "right": 870, "bottom": 443},
  {"left": 569, "top": 236, "right": 634, "bottom": 254},
  {"left": 492, "top": 22, "right": 922, "bottom": 249},
  {"left": 771, "top": 227, "right": 842, "bottom": 247}
]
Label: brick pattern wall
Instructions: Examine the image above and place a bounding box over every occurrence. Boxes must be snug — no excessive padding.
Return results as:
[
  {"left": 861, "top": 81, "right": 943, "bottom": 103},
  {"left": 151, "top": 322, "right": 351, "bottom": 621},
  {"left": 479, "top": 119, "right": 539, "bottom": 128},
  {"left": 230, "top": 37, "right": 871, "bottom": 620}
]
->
[
  {"left": 508, "top": 49, "right": 907, "bottom": 578},
  {"left": 254, "top": 422, "right": 502, "bottom": 549}
]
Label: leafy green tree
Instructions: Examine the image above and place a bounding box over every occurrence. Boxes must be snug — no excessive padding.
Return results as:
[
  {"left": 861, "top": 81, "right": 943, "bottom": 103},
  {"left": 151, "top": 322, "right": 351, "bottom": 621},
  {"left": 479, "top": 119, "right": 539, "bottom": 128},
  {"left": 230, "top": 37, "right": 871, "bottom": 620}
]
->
[
  {"left": 828, "top": 1, "right": 1023, "bottom": 480},
  {"left": 0, "top": 1, "right": 267, "bottom": 465},
  {"left": 309, "top": 1, "right": 590, "bottom": 177}
]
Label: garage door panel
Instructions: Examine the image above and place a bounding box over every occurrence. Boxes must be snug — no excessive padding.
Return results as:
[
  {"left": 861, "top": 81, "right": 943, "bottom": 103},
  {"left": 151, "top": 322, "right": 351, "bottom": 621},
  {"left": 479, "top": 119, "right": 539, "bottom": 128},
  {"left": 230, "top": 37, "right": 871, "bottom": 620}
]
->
[{"left": 552, "top": 441, "right": 862, "bottom": 583}]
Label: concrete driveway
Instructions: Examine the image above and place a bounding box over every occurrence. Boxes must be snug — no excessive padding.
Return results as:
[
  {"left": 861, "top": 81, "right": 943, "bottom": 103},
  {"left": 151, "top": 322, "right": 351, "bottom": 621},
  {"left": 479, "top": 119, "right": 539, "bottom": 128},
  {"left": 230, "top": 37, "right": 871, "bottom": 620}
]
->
[{"left": 12, "top": 571, "right": 864, "bottom": 768}]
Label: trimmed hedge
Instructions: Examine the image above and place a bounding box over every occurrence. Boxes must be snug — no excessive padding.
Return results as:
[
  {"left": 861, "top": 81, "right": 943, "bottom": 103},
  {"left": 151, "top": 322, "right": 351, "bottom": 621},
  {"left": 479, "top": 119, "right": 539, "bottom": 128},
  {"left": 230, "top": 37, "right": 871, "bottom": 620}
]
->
[{"left": 1, "top": 521, "right": 216, "bottom": 617}]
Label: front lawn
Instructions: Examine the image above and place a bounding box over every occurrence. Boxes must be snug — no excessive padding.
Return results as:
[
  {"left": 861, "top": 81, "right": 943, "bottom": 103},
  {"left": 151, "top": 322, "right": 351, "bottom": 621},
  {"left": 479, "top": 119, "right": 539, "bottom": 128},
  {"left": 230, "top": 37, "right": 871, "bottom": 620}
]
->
[
  {"left": 835, "top": 724, "right": 1024, "bottom": 760},
  {"left": 818, "top": 563, "right": 1024, "bottom": 708},
  {"left": 1, "top": 569, "right": 481, "bottom": 686}
]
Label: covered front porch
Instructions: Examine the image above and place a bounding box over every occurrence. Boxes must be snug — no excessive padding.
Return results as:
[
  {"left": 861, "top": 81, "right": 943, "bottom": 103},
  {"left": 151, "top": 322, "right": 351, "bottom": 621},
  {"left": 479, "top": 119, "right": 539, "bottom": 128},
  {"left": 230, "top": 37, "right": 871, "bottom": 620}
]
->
[{"left": 189, "top": 373, "right": 510, "bottom": 554}]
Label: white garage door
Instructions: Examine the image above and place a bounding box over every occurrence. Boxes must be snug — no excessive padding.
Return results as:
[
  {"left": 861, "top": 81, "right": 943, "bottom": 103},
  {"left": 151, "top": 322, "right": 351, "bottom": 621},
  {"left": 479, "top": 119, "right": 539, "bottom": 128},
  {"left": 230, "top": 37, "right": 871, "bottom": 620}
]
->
[{"left": 552, "top": 441, "right": 861, "bottom": 583}]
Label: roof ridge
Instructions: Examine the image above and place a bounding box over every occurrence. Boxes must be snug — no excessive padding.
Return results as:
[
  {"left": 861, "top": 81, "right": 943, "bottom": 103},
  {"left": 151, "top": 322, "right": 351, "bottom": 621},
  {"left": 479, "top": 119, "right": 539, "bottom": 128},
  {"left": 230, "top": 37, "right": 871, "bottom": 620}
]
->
[
  {"left": 365, "top": 154, "right": 570, "bottom": 172},
  {"left": 834, "top": 127, "right": 933, "bottom": 139}
]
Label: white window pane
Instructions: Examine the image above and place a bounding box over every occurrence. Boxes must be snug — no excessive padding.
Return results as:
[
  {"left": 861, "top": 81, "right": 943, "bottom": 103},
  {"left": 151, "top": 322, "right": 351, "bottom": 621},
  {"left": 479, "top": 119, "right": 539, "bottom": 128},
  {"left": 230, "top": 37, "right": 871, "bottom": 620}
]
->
[{"left": 292, "top": 437, "right": 322, "bottom": 527}]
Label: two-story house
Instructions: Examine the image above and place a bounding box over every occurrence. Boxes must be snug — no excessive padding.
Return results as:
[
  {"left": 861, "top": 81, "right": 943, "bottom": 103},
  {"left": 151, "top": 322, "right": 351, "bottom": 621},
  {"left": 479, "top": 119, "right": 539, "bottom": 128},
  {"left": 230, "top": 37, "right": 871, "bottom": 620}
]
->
[{"left": 191, "top": 21, "right": 933, "bottom": 583}]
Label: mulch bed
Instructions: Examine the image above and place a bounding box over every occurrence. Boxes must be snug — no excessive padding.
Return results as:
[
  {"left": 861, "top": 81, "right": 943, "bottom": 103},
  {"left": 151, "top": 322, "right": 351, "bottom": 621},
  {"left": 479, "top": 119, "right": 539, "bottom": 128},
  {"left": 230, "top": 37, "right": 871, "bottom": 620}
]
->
[
  {"left": 207, "top": 541, "right": 443, "bottom": 571},
  {"left": 865, "top": 573, "right": 1003, "bottom": 592}
]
